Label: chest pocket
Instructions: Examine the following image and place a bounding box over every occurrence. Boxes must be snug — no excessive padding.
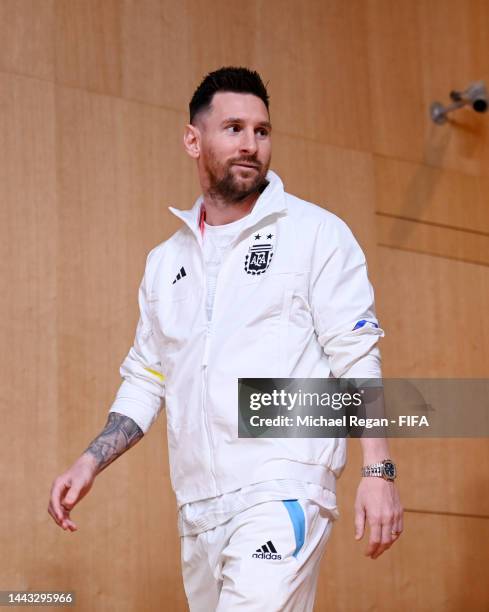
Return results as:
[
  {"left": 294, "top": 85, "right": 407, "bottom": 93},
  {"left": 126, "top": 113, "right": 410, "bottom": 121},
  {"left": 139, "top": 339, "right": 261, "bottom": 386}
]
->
[
  {"left": 231, "top": 270, "right": 293, "bottom": 319},
  {"left": 232, "top": 270, "right": 312, "bottom": 332},
  {"left": 229, "top": 269, "right": 312, "bottom": 377}
]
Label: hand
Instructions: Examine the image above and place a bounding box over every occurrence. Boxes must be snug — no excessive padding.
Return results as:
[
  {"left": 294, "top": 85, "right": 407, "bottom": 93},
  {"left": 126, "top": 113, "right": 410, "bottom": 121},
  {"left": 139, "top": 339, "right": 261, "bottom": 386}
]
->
[
  {"left": 47, "top": 453, "right": 97, "bottom": 532},
  {"left": 354, "top": 477, "right": 403, "bottom": 559}
]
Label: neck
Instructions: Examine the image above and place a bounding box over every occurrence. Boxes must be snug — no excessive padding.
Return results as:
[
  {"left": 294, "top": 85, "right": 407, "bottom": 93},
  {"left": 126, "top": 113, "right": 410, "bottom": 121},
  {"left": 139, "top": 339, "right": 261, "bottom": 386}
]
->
[{"left": 202, "top": 185, "right": 266, "bottom": 226}]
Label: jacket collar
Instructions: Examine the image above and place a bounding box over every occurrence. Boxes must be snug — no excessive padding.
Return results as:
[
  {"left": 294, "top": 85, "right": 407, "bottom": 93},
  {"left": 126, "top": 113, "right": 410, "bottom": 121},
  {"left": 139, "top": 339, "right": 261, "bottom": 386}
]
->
[{"left": 168, "top": 169, "right": 288, "bottom": 244}]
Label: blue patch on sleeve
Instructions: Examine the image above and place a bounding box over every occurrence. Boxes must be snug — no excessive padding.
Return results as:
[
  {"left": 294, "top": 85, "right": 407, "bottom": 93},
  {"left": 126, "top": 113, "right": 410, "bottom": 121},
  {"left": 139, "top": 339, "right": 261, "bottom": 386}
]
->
[{"left": 353, "top": 319, "right": 379, "bottom": 331}]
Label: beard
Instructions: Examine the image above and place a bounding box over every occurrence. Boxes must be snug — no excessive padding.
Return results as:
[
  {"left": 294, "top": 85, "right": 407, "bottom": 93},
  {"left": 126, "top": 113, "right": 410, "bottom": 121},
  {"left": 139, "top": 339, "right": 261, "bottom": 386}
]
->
[{"left": 204, "top": 151, "right": 270, "bottom": 203}]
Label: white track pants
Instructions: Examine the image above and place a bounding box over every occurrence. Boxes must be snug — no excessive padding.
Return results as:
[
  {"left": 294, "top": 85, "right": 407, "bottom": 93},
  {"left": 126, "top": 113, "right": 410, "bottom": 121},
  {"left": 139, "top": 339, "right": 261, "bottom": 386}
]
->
[{"left": 181, "top": 499, "right": 334, "bottom": 611}]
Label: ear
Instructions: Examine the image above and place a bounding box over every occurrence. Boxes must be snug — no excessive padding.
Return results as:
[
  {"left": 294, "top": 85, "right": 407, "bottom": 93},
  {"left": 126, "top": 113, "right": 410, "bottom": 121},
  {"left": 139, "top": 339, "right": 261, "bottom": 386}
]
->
[{"left": 183, "top": 124, "right": 201, "bottom": 159}]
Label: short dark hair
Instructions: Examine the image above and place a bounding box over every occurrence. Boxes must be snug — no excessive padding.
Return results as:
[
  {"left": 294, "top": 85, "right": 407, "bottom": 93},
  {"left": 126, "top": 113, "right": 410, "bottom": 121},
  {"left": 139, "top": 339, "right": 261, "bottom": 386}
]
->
[{"left": 189, "top": 66, "right": 270, "bottom": 124}]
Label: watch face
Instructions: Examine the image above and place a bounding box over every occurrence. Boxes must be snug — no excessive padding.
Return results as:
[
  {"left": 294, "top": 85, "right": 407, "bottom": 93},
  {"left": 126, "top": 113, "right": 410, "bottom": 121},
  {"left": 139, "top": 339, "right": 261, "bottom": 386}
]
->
[{"left": 383, "top": 461, "right": 396, "bottom": 479}]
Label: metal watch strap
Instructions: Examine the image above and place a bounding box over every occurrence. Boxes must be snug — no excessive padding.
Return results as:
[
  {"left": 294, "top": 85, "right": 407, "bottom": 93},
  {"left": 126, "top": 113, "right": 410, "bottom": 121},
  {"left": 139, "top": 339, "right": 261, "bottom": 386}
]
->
[
  {"left": 362, "top": 462, "right": 385, "bottom": 477},
  {"left": 361, "top": 459, "right": 397, "bottom": 480}
]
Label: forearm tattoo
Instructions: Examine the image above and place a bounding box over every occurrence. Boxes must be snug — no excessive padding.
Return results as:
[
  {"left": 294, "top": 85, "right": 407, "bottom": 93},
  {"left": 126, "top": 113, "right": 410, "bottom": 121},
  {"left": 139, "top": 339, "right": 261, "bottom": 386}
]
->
[{"left": 84, "top": 412, "right": 144, "bottom": 474}]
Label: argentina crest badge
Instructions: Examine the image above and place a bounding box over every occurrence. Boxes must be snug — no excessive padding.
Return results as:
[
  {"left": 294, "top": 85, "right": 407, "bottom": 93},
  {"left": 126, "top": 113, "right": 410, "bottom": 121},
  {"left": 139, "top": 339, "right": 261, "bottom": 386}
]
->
[{"left": 244, "top": 231, "right": 275, "bottom": 276}]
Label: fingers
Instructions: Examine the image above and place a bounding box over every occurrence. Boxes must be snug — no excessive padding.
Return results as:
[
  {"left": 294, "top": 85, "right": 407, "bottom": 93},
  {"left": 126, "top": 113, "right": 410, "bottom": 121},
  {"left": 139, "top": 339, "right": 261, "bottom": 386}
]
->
[
  {"left": 50, "top": 478, "right": 69, "bottom": 524},
  {"left": 62, "top": 518, "right": 78, "bottom": 532},
  {"left": 62, "top": 483, "right": 81, "bottom": 512},
  {"left": 61, "top": 487, "right": 80, "bottom": 531},
  {"left": 354, "top": 505, "right": 366, "bottom": 540},
  {"left": 366, "top": 507, "right": 404, "bottom": 559},
  {"left": 357, "top": 479, "right": 404, "bottom": 559},
  {"left": 365, "top": 522, "right": 382, "bottom": 558},
  {"left": 48, "top": 497, "right": 77, "bottom": 531},
  {"left": 370, "top": 522, "right": 394, "bottom": 559},
  {"left": 47, "top": 477, "right": 79, "bottom": 532},
  {"left": 391, "top": 505, "right": 404, "bottom": 541}
]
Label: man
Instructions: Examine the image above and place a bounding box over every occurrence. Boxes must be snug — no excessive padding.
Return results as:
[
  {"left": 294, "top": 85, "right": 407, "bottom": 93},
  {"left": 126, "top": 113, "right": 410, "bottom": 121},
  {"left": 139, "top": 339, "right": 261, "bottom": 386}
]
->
[{"left": 48, "top": 66, "right": 403, "bottom": 611}]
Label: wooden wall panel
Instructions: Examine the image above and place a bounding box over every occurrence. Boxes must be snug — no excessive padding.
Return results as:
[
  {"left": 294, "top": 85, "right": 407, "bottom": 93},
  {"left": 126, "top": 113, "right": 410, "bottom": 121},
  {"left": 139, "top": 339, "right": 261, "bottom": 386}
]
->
[
  {"left": 55, "top": 0, "right": 122, "bottom": 96},
  {"left": 55, "top": 0, "right": 260, "bottom": 111},
  {"left": 0, "top": 72, "right": 58, "bottom": 584},
  {"left": 367, "top": 1, "right": 425, "bottom": 163},
  {"left": 54, "top": 0, "right": 375, "bottom": 151},
  {"left": 375, "top": 156, "right": 489, "bottom": 234},
  {"left": 255, "top": 0, "right": 372, "bottom": 151},
  {"left": 179, "top": 0, "right": 259, "bottom": 108},
  {"left": 0, "top": 0, "right": 54, "bottom": 79},
  {"left": 120, "top": 0, "right": 194, "bottom": 110},
  {"left": 376, "top": 248, "right": 489, "bottom": 377},
  {"left": 377, "top": 214, "right": 489, "bottom": 266},
  {"left": 367, "top": 0, "right": 489, "bottom": 175}
]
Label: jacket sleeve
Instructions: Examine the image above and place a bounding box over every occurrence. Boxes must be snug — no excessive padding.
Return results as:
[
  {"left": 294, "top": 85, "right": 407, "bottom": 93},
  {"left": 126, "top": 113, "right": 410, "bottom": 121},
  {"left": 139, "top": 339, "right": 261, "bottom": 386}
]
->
[
  {"left": 310, "top": 216, "right": 385, "bottom": 379},
  {"left": 108, "top": 248, "right": 165, "bottom": 433}
]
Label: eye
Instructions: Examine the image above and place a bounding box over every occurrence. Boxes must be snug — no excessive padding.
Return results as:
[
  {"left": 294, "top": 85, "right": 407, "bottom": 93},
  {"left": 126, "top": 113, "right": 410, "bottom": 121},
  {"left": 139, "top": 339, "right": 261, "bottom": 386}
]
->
[
  {"left": 256, "top": 128, "right": 270, "bottom": 137},
  {"left": 226, "top": 124, "right": 241, "bottom": 133}
]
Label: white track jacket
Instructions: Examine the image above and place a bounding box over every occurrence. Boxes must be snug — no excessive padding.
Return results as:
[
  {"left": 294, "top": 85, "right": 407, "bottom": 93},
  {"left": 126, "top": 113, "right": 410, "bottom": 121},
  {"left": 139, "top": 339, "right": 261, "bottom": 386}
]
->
[{"left": 109, "top": 170, "right": 384, "bottom": 508}]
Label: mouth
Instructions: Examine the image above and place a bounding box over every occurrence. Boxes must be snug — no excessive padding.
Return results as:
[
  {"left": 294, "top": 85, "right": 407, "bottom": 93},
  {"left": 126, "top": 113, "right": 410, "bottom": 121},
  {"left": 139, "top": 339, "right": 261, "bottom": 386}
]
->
[
  {"left": 233, "top": 162, "right": 258, "bottom": 169},
  {"left": 233, "top": 163, "right": 259, "bottom": 170}
]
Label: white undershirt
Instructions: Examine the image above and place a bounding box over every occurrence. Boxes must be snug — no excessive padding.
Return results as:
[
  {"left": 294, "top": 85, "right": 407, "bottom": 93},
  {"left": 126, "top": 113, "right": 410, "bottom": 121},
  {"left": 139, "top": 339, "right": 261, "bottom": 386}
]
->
[{"left": 202, "top": 215, "right": 250, "bottom": 321}]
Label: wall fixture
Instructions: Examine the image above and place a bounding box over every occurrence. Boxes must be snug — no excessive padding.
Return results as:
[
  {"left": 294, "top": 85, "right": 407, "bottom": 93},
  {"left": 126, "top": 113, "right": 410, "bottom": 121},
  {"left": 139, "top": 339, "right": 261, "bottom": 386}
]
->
[{"left": 430, "top": 80, "right": 488, "bottom": 124}]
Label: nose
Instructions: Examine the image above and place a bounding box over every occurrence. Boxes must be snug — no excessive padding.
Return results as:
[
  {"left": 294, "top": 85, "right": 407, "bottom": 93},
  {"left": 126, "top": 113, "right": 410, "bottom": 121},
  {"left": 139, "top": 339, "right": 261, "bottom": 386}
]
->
[{"left": 239, "top": 128, "right": 258, "bottom": 156}]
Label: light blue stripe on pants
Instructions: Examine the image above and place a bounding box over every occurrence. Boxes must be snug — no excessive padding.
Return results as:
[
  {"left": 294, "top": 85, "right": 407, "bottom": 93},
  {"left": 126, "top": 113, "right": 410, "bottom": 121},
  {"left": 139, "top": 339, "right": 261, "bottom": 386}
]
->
[{"left": 282, "top": 499, "right": 306, "bottom": 557}]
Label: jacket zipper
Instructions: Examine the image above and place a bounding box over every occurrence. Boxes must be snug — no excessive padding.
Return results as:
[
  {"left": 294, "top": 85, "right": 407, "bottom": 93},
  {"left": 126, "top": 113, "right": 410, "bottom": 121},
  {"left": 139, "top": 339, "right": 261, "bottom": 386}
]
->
[
  {"left": 198, "top": 240, "right": 218, "bottom": 495},
  {"left": 184, "top": 213, "right": 283, "bottom": 497},
  {"left": 200, "top": 237, "right": 239, "bottom": 495},
  {"left": 201, "top": 356, "right": 216, "bottom": 493}
]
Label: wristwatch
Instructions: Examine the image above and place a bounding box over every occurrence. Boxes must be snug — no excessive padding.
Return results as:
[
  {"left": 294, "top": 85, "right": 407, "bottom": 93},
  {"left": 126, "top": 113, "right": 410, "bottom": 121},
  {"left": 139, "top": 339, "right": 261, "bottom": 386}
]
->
[{"left": 361, "top": 459, "right": 397, "bottom": 481}]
